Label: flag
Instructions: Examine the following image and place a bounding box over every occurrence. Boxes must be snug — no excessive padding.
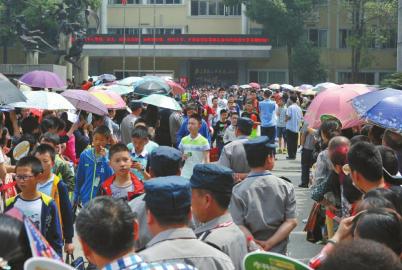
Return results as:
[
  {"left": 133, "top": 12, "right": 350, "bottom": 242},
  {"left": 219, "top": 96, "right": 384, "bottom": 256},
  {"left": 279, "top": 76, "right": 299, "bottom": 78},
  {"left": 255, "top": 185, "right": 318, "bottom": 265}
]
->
[{"left": 122, "top": 0, "right": 127, "bottom": 4}]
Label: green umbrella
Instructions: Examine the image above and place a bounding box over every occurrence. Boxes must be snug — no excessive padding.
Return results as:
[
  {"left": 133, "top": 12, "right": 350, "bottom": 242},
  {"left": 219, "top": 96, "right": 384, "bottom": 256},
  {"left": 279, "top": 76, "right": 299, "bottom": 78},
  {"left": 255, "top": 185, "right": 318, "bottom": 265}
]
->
[{"left": 140, "top": 94, "right": 182, "bottom": 111}]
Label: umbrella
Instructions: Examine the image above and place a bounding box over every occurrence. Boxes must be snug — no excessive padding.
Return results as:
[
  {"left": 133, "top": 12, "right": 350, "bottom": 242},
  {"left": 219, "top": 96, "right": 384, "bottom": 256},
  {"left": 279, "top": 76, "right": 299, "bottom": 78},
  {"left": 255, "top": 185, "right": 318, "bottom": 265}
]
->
[
  {"left": 304, "top": 84, "right": 372, "bottom": 129},
  {"left": 90, "top": 84, "right": 133, "bottom": 96},
  {"left": 299, "top": 84, "right": 313, "bottom": 91},
  {"left": 0, "top": 73, "right": 27, "bottom": 104},
  {"left": 301, "top": 89, "right": 317, "bottom": 96},
  {"left": 239, "top": 84, "right": 252, "bottom": 89},
  {"left": 249, "top": 82, "right": 261, "bottom": 89},
  {"left": 98, "top": 74, "right": 116, "bottom": 82},
  {"left": 9, "top": 91, "right": 75, "bottom": 110},
  {"left": 166, "top": 80, "right": 185, "bottom": 95},
  {"left": 133, "top": 76, "right": 170, "bottom": 96},
  {"left": 140, "top": 94, "right": 182, "bottom": 111},
  {"left": 61, "top": 90, "right": 108, "bottom": 115},
  {"left": 89, "top": 90, "right": 126, "bottom": 109},
  {"left": 281, "top": 84, "right": 294, "bottom": 91},
  {"left": 20, "top": 70, "right": 66, "bottom": 89},
  {"left": 364, "top": 95, "right": 402, "bottom": 132},
  {"left": 350, "top": 88, "right": 402, "bottom": 116},
  {"left": 269, "top": 84, "right": 281, "bottom": 90},
  {"left": 118, "top": 76, "right": 143, "bottom": 86},
  {"left": 312, "top": 82, "right": 337, "bottom": 93}
]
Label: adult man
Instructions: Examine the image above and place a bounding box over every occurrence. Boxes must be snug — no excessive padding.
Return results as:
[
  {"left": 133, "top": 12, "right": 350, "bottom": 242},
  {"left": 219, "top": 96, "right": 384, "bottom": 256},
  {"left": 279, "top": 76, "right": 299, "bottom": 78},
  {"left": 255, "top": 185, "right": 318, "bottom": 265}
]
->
[
  {"left": 382, "top": 129, "right": 402, "bottom": 174},
  {"left": 259, "top": 90, "right": 277, "bottom": 144},
  {"left": 129, "top": 146, "right": 183, "bottom": 251},
  {"left": 218, "top": 117, "right": 253, "bottom": 181},
  {"left": 76, "top": 197, "right": 194, "bottom": 270},
  {"left": 285, "top": 95, "right": 302, "bottom": 160},
  {"left": 139, "top": 176, "right": 235, "bottom": 270},
  {"left": 344, "top": 141, "right": 388, "bottom": 193},
  {"left": 230, "top": 136, "right": 297, "bottom": 254},
  {"left": 190, "top": 164, "right": 247, "bottom": 270},
  {"left": 121, "top": 101, "right": 143, "bottom": 145}
]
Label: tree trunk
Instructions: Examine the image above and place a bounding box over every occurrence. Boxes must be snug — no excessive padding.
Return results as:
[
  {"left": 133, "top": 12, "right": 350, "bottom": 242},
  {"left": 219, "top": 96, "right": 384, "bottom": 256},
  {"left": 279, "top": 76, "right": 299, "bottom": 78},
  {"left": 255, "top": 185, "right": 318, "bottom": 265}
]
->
[
  {"left": 351, "top": 0, "right": 365, "bottom": 83},
  {"left": 2, "top": 45, "right": 8, "bottom": 64},
  {"left": 287, "top": 44, "right": 294, "bottom": 84}
]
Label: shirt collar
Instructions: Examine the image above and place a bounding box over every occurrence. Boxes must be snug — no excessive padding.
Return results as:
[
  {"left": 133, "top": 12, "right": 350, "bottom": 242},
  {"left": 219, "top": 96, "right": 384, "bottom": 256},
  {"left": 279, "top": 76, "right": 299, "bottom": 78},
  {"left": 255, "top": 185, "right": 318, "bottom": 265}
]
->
[
  {"left": 131, "top": 148, "right": 148, "bottom": 158},
  {"left": 146, "top": 227, "right": 196, "bottom": 248},
  {"left": 102, "top": 253, "right": 143, "bottom": 270},
  {"left": 194, "top": 213, "right": 233, "bottom": 234}
]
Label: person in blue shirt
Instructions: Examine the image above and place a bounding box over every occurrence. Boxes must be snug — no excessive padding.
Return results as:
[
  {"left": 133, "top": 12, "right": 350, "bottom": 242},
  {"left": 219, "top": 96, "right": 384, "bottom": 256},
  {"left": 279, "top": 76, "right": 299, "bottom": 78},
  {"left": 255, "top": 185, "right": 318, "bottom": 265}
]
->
[
  {"left": 259, "top": 90, "right": 277, "bottom": 145},
  {"left": 176, "top": 103, "right": 211, "bottom": 147},
  {"left": 74, "top": 126, "right": 114, "bottom": 206}
]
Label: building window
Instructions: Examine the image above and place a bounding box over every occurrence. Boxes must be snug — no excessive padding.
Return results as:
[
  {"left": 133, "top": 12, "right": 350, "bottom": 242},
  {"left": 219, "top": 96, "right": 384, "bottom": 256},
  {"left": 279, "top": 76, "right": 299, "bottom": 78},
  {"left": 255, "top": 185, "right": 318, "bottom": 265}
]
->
[
  {"left": 337, "top": 71, "right": 375, "bottom": 84},
  {"left": 108, "top": 0, "right": 182, "bottom": 4},
  {"left": 307, "top": 29, "right": 327, "bottom": 48},
  {"left": 190, "top": 0, "right": 241, "bottom": 16},
  {"left": 108, "top": 0, "right": 141, "bottom": 4},
  {"left": 339, "top": 29, "right": 352, "bottom": 48},
  {"left": 248, "top": 70, "right": 287, "bottom": 84}
]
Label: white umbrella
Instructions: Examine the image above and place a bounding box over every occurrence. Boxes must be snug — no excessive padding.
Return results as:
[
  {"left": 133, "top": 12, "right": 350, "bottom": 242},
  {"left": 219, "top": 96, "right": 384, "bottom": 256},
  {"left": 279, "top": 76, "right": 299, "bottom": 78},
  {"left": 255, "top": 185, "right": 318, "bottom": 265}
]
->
[
  {"left": 240, "top": 84, "right": 252, "bottom": 89},
  {"left": 9, "top": 91, "right": 75, "bottom": 110},
  {"left": 118, "top": 76, "right": 143, "bottom": 86},
  {"left": 140, "top": 94, "right": 182, "bottom": 111},
  {"left": 281, "top": 84, "right": 294, "bottom": 91}
]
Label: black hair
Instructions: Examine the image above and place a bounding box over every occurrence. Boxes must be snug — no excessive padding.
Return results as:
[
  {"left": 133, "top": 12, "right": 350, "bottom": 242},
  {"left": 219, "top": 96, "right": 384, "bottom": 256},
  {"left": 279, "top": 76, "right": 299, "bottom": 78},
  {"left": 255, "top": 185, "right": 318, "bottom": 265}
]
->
[
  {"left": 40, "top": 117, "right": 57, "bottom": 133},
  {"left": 369, "top": 125, "right": 385, "bottom": 145},
  {"left": 189, "top": 113, "right": 202, "bottom": 123},
  {"left": 320, "top": 120, "right": 341, "bottom": 142},
  {"left": 353, "top": 208, "right": 402, "bottom": 255},
  {"left": 263, "top": 90, "right": 272, "bottom": 98},
  {"left": 147, "top": 206, "right": 191, "bottom": 226},
  {"left": 32, "top": 144, "right": 56, "bottom": 162},
  {"left": 356, "top": 196, "right": 396, "bottom": 213},
  {"left": 131, "top": 126, "right": 149, "bottom": 139},
  {"left": 15, "top": 156, "right": 43, "bottom": 176},
  {"left": 108, "top": 143, "right": 130, "bottom": 160},
  {"left": 212, "top": 97, "right": 218, "bottom": 101},
  {"left": 230, "top": 111, "right": 239, "bottom": 117},
  {"left": 197, "top": 189, "right": 231, "bottom": 210},
  {"left": 245, "top": 146, "right": 275, "bottom": 168},
  {"left": 76, "top": 197, "right": 135, "bottom": 259},
  {"left": 320, "top": 239, "right": 402, "bottom": 270},
  {"left": 218, "top": 88, "right": 225, "bottom": 92},
  {"left": 92, "top": 114, "right": 105, "bottom": 124},
  {"left": 93, "top": 125, "right": 111, "bottom": 138},
  {"left": 220, "top": 109, "right": 228, "bottom": 115},
  {"left": 350, "top": 135, "right": 370, "bottom": 145},
  {"left": 348, "top": 142, "right": 383, "bottom": 182},
  {"left": 40, "top": 132, "right": 60, "bottom": 146},
  {"left": 289, "top": 95, "right": 298, "bottom": 103},
  {"left": 21, "top": 116, "right": 39, "bottom": 135},
  {"left": 383, "top": 129, "right": 402, "bottom": 152},
  {"left": 364, "top": 188, "right": 402, "bottom": 215},
  {"left": 134, "top": 118, "right": 147, "bottom": 127},
  {"left": 0, "top": 214, "right": 32, "bottom": 270},
  {"left": 377, "top": 145, "right": 400, "bottom": 186}
]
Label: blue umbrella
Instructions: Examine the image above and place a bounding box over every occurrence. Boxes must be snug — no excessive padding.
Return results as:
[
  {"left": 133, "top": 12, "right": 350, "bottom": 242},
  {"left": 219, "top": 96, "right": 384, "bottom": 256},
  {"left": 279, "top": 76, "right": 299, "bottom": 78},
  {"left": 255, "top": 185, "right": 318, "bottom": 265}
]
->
[
  {"left": 351, "top": 88, "right": 402, "bottom": 116},
  {"left": 133, "top": 76, "right": 170, "bottom": 96},
  {"left": 365, "top": 95, "right": 402, "bottom": 132}
]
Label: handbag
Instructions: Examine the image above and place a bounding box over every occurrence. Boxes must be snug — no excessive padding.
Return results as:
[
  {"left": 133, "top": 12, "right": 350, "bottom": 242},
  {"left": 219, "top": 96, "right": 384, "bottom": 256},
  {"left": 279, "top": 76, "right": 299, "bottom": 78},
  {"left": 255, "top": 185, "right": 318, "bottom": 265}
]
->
[
  {"left": 304, "top": 202, "right": 325, "bottom": 243},
  {"left": 66, "top": 254, "right": 85, "bottom": 270}
]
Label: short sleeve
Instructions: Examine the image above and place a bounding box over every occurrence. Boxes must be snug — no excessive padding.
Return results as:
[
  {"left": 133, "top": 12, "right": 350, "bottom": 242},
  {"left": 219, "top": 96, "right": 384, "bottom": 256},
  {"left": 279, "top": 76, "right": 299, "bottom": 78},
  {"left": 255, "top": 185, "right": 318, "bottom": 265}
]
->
[
  {"left": 285, "top": 186, "right": 297, "bottom": 219},
  {"left": 229, "top": 192, "right": 246, "bottom": 226}
]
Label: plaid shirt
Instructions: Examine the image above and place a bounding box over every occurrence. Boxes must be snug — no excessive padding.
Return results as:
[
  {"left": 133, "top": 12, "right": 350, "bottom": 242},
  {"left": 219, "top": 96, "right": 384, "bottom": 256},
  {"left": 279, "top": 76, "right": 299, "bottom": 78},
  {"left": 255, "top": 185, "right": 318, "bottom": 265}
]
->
[{"left": 102, "top": 253, "right": 197, "bottom": 270}]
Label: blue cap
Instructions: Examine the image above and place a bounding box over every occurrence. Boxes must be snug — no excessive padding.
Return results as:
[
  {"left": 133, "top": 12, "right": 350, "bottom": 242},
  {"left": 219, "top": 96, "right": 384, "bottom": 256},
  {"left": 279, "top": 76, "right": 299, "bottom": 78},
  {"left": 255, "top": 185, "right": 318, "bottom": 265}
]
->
[
  {"left": 243, "top": 136, "right": 277, "bottom": 152},
  {"left": 190, "top": 164, "right": 234, "bottom": 194},
  {"left": 144, "top": 176, "right": 191, "bottom": 212},
  {"left": 237, "top": 117, "right": 254, "bottom": 135},
  {"left": 149, "top": 146, "right": 182, "bottom": 175}
]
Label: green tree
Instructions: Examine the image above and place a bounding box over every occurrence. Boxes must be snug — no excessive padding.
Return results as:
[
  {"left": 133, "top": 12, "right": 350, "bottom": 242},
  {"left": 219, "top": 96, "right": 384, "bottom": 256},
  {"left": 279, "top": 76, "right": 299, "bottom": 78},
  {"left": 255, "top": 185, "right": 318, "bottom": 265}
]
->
[
  {"left": 292, "top": 42, "right": 327, "bottom": 84},
  {"left": 225, "top": 0, "right": 314, "bottom": 84},
  {"left": 380, "top": 72, "right": 402, "bottom": 89}
]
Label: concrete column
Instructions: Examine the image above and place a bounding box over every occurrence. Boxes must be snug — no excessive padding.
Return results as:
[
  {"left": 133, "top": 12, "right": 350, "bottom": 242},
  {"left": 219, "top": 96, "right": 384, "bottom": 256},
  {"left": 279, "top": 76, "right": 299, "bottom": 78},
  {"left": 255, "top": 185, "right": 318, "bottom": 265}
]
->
[
  {"left": 397, "top": 0, "right": 402, "bottom": 71},
  {"left": 100, "top": 0, "right": 108, "bottom": 34},
  {"left": 241, "top": 4, "right": 248, "bottom": 34},
  {"left": 75, "top": 56, "right": 89, "bottom": 86},
  {"left": 237, "top": 60, "right": 247, "bottom": 84},
  {"left": 26, "top": 51, "right": 39, "bottom": 64},
  {"left": 179, "top": 60, "right": 189, "bottom": 77}
]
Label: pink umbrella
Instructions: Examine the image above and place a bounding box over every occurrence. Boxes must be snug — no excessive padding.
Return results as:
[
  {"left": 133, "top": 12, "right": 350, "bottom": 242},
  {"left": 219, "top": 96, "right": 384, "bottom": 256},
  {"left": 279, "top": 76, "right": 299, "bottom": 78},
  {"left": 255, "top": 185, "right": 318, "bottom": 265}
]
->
[
  {"left": 166, "top": 80, "right": 185, "bottom": 95},
  {"left": 249, "top": 82, "right": 261, "bottom": 89},
  {"left": 89, "top": 89, "right": 127, "bottom": 109},
  {"left": 304, "top": 84, "right": 373, "bottom": 129}
]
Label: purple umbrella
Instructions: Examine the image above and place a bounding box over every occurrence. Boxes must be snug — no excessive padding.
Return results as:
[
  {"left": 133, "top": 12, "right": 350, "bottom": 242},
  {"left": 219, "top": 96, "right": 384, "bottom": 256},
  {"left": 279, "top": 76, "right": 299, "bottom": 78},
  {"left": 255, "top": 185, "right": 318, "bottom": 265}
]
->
[
  {"left": 20, "top": 70, "right": 66, "bottom": 89},
  {"left": 61, "top": 90, "right": 108, "bottom": 115}
]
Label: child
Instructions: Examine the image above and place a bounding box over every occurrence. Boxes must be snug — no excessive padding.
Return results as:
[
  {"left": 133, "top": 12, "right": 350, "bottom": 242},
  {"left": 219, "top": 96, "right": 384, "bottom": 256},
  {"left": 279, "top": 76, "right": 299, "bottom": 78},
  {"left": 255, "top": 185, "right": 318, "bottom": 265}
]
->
[
  {"left": 212, "top": 109, "right": 230, "bottom": 155},
  {"left": 241, "top": 99, "right": 260, "bottom": 138},
  {"left": 179, "top": 113, "right": 210, "bottom": 179},
  {"left": 33, "top": 144, "right": 74, "bottom": 255},
  {"left": 130, "top": 126, "right": 151, "bottom": 181},
  {"left": 74, "top": 125, "right": 114, "bottom": 206},
  {"left": 100, "top": 143, "right": 144, "bottom": 201},
  {"left": 6, "top": 156, "right": 63, "bottom": 256}
]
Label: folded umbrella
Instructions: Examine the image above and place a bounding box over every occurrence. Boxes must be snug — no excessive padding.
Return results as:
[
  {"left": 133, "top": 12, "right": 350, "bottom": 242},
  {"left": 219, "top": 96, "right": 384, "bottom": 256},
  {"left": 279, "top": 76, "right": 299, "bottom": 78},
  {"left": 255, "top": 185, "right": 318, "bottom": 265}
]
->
[
  {"left": 61, "top": 90, "right": 108, "bottom": 115},
  {"left": 9, "top": 91, "right": 75, "bottom": 110},
  {"left": 364, "top": 95, "right": 402, "bottom": 132},
  {"left": 350, "top": 88, "right": 402, "bottom": 116},
  {"left": 141, "top": 94, "right": 182, "bottom": 111},
  {"left": 20, "top": 70, "right": 66, "bottom": 89},
  {"left": 0, "top": 73, "right": 27, "bottom": 104}
]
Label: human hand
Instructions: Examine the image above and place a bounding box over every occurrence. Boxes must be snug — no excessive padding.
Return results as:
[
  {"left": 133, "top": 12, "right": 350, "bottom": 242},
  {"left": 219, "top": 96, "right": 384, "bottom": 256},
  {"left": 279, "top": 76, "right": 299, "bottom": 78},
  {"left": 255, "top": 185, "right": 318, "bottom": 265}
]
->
[
  {"left": 98, "top": 146, "right": 107, "bottom": 157},
  {"left": 64, "top": 243, "right": 74, "bottom": 254},
  {"left": 332, "top": 215, "right": 354, "bottom": 242},
  {"left": 131, "top": 161, "right": 143, "bottom": 171},
  {"left": 254, "top": 239, "right": 271, "bottom": 251}
]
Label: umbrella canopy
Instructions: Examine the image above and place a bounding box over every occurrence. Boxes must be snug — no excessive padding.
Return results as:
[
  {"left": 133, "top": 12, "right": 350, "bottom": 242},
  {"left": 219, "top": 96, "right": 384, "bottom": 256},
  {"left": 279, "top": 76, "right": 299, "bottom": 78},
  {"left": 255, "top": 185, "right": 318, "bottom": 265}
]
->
[
  {"left": 140, "top": 94, "right": 182, "bottom": 111},
  {"left": 239, "top": 84, "right": 252, "bottom": 89},
  {"left": 269, "top": 83, "right": 281, "bottom": 90},
  {"left": 364, "top": 95, "right": 402, "bottom": 132},
  {"left": 61, "top": 90, "right": 108, "bottom": 115},
  {"left": 304, "top": 84, "right": 372, "bottom": 129},
  {"left": 133, "top": 76, "right": 170, "bottom": 96},
  {"left": 9, "top": 91, "right": 75, "bottom": 110},
  {"left": 249, "top": 82, "right": 261, "bottom": 89},
  {"left": 350, "top": 88, "right": 402, "bottom": 116},
  {"left": 98, "top": 74, "right": 117, "bottom": 82},
  {"left": 299, "top": 84, "right": 313, "bottom": 91},
  {"left": 90, "top": 84, "right": 133, "bottom": 96},
  {"left": 118, "top": 76, "right": 143, "bottom": 86},
  {"left": 0, "top": 73, "right": 27, "bottom": 104},
  {"left": 166, "top": 80, "right": 185, "bottom": 95},
  {"left": 281, "top": 84, "right": 294, "bottom": 91},
  {"left": 20, "top": 70, "right": 66, "bottom": 89},
  {"left": 312, "top": 82, "right": 338, "bottom": 93},
  {"left": 89, "top": 90, "right": 126, "bottom": 109}
]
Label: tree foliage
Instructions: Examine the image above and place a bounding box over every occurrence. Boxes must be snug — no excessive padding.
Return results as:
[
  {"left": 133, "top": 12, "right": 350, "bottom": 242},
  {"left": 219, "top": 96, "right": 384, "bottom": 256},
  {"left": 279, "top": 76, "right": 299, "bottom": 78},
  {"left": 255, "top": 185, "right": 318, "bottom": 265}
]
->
[
  {"left": 292, "top": 42, "right": 327, "bottom": 84},
  {"left": 380, "top": 73, "right": 402, "bottom": 90}
]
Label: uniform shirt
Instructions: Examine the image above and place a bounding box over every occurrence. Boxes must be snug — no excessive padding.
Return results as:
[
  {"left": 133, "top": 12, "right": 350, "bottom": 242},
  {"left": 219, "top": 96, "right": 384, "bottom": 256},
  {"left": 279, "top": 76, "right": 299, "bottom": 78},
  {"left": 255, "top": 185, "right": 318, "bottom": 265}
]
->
[
  {"left": 195, "top": 213, "right": 247, "bottom": 270},
  {"left": 139, "top": 227, "right": 235, "bottom": 270},
  {"left": 223, "top": 125, "right": 237, "bottom": 144},
  {"left": 129, "top": 193, "right": 152, "bottom": 251},
  {"left": 179, "top": 134, "right": 210, "bottom": 179},
  {"left": 130, "top": 148, "right": 148, "bottom": 181},
  {"left": 14, "top": 196, "right": 43, "bottom": 231},
  {"left": 218, "top": 136, "right": 250, "bottom": 173},
  {"left": 230, "top": 171, "right": 297, "bottom": 254},
  {"left": 259, "top": 99, "right": 277, "bottom": 127},
  {"left": 286, "top": 104, "right": 303, "bottom": 133},
  {"left": 121, "top": 114, "right": 139, "bottom": 145},
  {"left": 37, "top": 175, "right": 55, "bottom": 197}
]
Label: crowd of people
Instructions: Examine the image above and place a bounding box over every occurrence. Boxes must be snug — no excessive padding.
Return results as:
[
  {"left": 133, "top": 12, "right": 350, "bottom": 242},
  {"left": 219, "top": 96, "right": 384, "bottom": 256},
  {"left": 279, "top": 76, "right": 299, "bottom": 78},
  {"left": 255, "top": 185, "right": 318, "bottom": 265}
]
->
[{"left": 0, "top": 84, "right": 401, "bottom": 270}]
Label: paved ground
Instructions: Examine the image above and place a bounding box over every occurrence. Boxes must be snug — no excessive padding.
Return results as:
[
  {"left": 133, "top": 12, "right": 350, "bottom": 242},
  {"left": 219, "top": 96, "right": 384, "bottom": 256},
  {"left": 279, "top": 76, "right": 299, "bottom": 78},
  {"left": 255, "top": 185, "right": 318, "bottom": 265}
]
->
[{"left": 72, "top": 151, "right": 323, "bottom": 264}]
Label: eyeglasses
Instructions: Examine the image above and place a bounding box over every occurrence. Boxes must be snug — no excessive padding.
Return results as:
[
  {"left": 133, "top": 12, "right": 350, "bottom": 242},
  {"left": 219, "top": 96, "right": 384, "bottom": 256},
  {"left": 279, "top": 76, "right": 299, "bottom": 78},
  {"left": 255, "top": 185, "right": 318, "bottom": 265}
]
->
[{"left": 14, "top": 175, "right": 35, "bottom": 181}]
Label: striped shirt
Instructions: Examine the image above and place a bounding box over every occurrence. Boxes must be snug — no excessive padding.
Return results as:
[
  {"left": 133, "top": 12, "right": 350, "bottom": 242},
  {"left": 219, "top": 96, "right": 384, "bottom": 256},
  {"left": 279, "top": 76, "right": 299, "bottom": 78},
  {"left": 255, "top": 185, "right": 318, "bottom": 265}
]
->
[{"left": 179, "top": 134, "right": 210, "bottom": 179}]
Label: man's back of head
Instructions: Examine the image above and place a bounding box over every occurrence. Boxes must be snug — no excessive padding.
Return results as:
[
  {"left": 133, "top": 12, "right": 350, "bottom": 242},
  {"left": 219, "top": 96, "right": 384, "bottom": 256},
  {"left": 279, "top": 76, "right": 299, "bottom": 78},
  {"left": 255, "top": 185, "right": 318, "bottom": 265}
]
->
[
  {"left": 348, "top": 141, "right": 383, "bottom": 183},
  {"left": 383, "top": 129, "right": 402, "bottom": 152}
]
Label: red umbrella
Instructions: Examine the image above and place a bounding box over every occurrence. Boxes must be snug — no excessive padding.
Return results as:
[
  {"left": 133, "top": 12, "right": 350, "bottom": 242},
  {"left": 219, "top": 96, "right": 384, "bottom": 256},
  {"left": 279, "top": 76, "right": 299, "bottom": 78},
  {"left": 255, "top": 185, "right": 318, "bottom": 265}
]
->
[
  {"left": 249, "top": 82, "right": 261, "bottom": 89},
  {"left": 304, "top": 84, "right": 373, "bottom": 129},
  {"left": 166, "top": 80, "right": 185, "bottom": 95}
]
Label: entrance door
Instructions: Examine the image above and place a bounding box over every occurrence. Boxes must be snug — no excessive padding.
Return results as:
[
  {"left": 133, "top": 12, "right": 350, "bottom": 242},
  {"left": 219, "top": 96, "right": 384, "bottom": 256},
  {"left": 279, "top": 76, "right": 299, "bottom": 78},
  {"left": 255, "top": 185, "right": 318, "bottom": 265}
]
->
[{"left": 190, "top": 60, "right": 238, "bottom": 87}]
